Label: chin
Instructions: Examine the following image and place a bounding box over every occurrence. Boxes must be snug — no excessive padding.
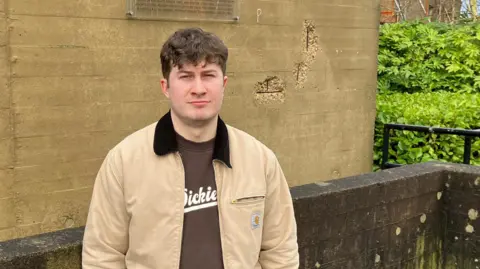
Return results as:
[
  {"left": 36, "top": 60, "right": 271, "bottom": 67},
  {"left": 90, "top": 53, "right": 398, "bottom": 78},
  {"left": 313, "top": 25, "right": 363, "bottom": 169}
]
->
[
  {"left": 190, "top": 111, "right": 218, "bottom": 122},
  {"left": 173, "top": 106, "right": 219, "bottom": 124},
  {"left": 192, "top": 114, "right": 215, "bottom": 122}
]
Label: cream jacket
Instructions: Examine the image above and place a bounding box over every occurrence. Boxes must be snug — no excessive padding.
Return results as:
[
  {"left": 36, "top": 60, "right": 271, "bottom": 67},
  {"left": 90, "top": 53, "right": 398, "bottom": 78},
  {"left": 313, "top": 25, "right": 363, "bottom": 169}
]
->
[{"left": 82, "top": 111, "right": 299, "bottom": 269}]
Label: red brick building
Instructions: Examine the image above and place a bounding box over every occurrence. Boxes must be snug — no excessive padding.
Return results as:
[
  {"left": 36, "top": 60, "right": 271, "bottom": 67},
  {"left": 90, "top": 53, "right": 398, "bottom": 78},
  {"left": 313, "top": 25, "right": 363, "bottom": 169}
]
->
[{"left": 381, "top": 0, "right": 463, "bottom": 23}]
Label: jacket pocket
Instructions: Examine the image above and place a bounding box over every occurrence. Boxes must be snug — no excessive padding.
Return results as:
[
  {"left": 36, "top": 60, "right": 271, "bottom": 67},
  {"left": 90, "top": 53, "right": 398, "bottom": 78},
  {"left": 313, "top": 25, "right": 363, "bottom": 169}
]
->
[
  {"left": 225, "top": 194, "right": 266, "bottom": 266},
  {"left": 231, "top": 195, "right": 265, "bottom": 206}
]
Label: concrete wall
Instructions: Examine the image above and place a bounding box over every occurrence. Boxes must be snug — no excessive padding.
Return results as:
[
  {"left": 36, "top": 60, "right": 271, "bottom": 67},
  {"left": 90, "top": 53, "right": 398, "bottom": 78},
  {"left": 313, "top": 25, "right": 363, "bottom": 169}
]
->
[
  {"left": 293, "top": 162, "right": 480, "bottom": 268},
  {"left": 443, "top": 170, "right": 480, "bottom": 268},
  {"left": 294, "top": 163, "right": 446, "bottom": 268},
  {"left": 0, "top": 162, "right": 479, "bottom": 269},
  {"left": 0, "top": 0, "right": 380, "bottom": 241}
]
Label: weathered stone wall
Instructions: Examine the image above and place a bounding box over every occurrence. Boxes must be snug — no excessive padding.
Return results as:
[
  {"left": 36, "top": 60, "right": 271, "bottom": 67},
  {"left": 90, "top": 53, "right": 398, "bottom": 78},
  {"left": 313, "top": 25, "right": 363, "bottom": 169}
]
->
[
  {"left": 0, "top": 162, "right": 478, "bottom": 269},
  {"left": 294, "top": 164, "right": 444, "bottom": 268},
  {"left": 292, "top": 162, "right": 480, "bottom": 268},
  {"left": 0, "top": 228, "right": 82, "bottom": 269},
  {"left": 0, "top": 0, "right": 380, "bottom": 241},
  {"left": 443, "top": 170, "right": 480, "bottom": 268}
]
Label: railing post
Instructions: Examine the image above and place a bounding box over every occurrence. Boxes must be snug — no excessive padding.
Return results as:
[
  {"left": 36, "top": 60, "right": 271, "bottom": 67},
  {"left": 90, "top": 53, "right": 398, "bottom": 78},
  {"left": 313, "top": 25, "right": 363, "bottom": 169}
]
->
[
  {"left": 381, "top": 125, "right": 390, "bottom": 169},
  {"left": 463, "top": 136, "right": 472, "bottom": 165}
]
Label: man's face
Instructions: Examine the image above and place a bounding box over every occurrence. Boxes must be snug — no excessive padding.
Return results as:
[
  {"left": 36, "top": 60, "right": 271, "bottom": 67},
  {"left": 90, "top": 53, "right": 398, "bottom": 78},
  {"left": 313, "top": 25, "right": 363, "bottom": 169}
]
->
[{"left": 161, "top": 61, "right": 227, "bottom": 125}]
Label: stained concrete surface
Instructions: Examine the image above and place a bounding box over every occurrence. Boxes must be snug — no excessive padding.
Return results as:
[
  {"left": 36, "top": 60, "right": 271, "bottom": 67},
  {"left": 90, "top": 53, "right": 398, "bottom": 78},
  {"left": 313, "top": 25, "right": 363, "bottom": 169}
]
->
[
  {"left": 293, "top": 162, "right": 480, "bottom": 268},
  {"left": 0, "top": 228, "right": 82, "bottom": 269},
  {"left": 0, "top": 0, "right": 380, "bottom": 241}
]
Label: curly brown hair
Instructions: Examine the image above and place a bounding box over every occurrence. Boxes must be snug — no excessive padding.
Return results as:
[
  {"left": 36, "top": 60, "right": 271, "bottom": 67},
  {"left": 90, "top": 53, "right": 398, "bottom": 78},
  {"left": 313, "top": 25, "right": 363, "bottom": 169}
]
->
[{"left": 160, "top": 28, "right": 228, "bottom": 81}]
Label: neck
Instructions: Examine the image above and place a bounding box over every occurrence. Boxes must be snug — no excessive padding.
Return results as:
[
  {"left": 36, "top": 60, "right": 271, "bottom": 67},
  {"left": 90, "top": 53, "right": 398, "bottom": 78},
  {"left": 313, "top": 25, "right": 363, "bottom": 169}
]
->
[{"left": 170, "top": 112, "right": 218, "bottom": 143}]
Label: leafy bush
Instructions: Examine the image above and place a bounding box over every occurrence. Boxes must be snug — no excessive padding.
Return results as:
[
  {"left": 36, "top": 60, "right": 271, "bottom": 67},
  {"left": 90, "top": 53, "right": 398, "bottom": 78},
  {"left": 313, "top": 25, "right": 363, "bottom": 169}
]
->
[
  {"left": 374, "top": 92, "right": 480, "bottom": 170},
  {"left": 378, "top": 20, "right": 480, "bottom": 94}
]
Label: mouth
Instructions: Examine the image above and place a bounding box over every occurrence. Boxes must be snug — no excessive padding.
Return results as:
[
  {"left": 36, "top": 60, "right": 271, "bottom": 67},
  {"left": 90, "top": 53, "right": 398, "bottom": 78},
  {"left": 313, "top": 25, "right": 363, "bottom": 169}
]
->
[{"left": 189, "top": 101, "right": 210, "bottom": 107}]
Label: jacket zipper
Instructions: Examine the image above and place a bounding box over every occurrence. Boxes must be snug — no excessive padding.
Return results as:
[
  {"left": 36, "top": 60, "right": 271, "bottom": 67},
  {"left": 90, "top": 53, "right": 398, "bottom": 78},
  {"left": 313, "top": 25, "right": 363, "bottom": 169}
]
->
[
  {"left": 213, "top": 160, "right": 228, "bottom": 269},
  {"left": 175, "top": 152, "right": 185, "bottom": 269}
]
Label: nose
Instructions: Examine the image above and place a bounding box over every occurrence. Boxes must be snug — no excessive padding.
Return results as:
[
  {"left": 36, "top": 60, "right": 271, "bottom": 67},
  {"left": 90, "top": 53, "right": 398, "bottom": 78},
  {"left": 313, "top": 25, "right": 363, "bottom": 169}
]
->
[{"left": 191, "top": 77, "right": 207, "bottom": 95}]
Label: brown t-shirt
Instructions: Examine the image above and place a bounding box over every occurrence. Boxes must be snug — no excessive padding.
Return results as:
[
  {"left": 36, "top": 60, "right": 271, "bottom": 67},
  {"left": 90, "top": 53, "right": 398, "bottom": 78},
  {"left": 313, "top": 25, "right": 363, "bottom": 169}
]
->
[{"left": 177, "top": 133, "right": 224, "bottom": 269}]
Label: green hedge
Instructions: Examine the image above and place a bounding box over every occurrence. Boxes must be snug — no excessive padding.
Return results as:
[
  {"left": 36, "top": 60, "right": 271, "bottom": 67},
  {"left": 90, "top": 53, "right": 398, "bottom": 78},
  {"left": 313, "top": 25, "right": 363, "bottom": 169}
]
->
[
  {"left": 378, "top": 21, "right": 480, "bottom": 94},
  {"left": 374, "top": 92, "right": 480, "bottom": 170}
]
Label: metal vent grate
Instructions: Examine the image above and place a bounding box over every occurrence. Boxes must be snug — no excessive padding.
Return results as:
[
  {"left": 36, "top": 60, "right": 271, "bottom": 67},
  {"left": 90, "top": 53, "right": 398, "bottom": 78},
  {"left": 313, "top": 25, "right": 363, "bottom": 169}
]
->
[{"left": 126, "top": 0, "right": 239, "bottom": 21}]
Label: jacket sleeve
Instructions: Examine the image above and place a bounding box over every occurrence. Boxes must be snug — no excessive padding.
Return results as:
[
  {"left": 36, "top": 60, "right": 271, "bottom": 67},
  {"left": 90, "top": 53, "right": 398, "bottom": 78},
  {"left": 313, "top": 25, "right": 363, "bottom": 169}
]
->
[
  {"left": 258, "top": 150, "right": 299, "bottom": 269},
  {"left": 82, "top": 149, "right": 129, "bottom": 269}
]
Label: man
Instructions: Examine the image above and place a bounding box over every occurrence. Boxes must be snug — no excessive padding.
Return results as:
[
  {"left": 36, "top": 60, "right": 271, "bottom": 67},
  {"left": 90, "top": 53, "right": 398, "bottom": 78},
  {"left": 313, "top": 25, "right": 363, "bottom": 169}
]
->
[{"left": 82, "top": 27, "right": 299, "bottom": 269}]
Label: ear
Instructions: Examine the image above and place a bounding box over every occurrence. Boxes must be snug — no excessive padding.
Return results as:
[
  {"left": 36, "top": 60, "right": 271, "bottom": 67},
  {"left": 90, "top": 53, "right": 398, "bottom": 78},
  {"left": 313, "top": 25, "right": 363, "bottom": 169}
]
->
[
  {"left": 222, "top": 75, "right": 228, "bottom": 91},
  {"left": 160, "top": 78, "right": 169, "bottom": 98}
]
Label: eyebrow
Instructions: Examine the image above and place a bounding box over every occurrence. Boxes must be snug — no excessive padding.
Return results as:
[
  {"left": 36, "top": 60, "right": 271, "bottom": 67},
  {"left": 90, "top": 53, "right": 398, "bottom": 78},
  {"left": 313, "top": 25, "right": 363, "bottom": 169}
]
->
[
  {"left": 177, "top": 69, "right": 218, "bottom": 75},
  {"left": 202, "top": 69, "right": 218, "bottom": 74},
  {"left": 177, "top": 70, "right": 194, "bottom": 75}
]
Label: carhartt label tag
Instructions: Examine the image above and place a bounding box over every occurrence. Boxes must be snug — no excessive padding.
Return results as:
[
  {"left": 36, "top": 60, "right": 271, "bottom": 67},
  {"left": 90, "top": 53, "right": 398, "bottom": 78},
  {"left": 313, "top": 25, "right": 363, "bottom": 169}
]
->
[{"left": 251, "top": 212, "right": 261, "bottom": 229}]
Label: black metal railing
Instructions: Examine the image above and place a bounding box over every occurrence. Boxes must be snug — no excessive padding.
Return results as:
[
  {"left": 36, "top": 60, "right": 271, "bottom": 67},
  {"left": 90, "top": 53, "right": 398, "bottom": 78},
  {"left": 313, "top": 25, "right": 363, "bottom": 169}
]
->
[{"left": 381, "top": 123, "right": 480, "bottom": 169}]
